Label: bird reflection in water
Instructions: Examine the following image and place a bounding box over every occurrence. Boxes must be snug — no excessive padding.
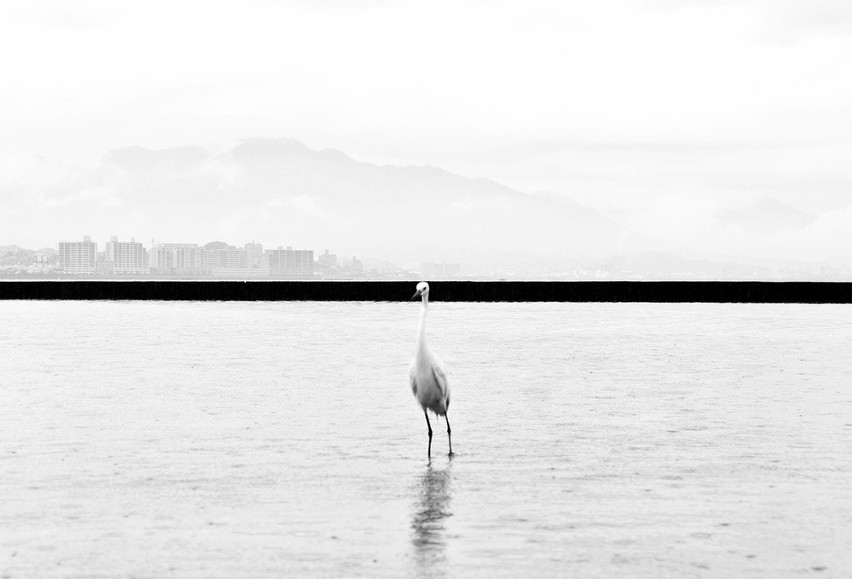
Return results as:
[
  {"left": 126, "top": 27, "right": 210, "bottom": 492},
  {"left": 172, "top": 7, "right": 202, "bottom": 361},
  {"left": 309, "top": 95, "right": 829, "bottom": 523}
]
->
[{"left": 411, "top": 460, "right": 454, "bottom": 573}]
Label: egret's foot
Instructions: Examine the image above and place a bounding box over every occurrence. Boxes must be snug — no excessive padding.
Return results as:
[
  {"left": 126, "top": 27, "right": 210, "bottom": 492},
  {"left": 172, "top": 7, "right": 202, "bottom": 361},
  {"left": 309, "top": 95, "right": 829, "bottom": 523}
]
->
[{"left": 448, "top": 451, "right": 455, "bottom": 457}]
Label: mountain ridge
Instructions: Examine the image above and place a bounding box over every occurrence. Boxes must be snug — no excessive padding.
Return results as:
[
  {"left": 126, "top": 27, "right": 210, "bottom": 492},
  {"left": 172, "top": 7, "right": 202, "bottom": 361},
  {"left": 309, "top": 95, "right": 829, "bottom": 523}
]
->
[
  {"left": 7, "top": 138, "right": 842, "bottom": 274},
  {"left": 90, "top": 138, "right": 618, "bottom": 264}
]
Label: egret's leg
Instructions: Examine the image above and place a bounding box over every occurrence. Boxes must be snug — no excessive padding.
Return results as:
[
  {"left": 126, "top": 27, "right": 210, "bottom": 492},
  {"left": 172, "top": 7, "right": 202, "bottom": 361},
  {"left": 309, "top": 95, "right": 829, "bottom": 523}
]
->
[
  {"left": 424, "top": 411, "right": 433, "bottom": 458},
  {"left": 445, "top": 414, "right": 454, "bottom": 456}
]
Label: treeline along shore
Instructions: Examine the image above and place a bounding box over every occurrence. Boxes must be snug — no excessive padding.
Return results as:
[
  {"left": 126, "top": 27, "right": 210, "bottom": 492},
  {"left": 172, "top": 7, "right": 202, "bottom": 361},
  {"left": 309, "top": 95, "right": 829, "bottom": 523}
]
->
[{"left": 0, "top": 281, "right": 850, "bottom": 303}]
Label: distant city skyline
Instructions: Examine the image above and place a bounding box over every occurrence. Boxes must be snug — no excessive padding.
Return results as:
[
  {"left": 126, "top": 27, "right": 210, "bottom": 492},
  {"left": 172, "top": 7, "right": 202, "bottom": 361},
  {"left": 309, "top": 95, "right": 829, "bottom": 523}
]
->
[
  {"left": 2, "top": 231, "right": 848, "bottom": 281},
  {"left": 2, "top": 137, "right": 849, "bottom": 275},
  {"left": 1, "top": 234, "right": 471, "bottom": 280},
  {"left": 2, "top": 1, "right": 850, "bottom": 278}
]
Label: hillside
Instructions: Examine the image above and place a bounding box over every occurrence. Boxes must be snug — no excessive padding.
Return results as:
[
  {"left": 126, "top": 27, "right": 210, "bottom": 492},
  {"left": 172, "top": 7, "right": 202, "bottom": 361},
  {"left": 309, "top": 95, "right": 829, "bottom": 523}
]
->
[{"left": 93, "top": 138, "right": 618, "bottom": 265}]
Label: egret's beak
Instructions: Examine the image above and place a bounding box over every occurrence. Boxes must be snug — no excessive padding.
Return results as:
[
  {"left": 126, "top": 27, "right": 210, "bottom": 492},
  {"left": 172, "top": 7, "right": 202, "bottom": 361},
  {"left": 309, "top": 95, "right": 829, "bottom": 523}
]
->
[{"left": 411, "top": 290, "right": 421, "bottom": 300}]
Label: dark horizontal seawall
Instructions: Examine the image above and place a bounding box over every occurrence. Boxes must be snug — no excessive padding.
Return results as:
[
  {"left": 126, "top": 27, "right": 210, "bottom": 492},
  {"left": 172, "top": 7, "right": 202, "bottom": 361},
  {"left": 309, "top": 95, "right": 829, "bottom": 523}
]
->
[{"left": 1, "top": 281, "right": 850, "bottom": 303}]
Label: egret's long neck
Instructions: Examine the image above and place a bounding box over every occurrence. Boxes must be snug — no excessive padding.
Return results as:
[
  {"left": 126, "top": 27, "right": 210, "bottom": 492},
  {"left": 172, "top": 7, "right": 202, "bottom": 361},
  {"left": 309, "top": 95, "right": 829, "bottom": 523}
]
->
[{"left": 416, "top": 293, "right": 429, "bottom": 355}]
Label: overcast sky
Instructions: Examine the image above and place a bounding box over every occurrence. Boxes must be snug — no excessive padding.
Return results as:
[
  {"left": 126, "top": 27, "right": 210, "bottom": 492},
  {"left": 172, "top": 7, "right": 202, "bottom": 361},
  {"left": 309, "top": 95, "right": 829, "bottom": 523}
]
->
[{"left": 1, "top": 0, "right": 851, "bottom": 267}]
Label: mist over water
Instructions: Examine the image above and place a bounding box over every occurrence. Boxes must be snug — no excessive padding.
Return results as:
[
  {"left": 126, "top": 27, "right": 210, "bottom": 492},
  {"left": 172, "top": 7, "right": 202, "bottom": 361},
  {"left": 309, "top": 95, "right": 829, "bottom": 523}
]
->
[{"left": 1, "top": 301, "right": 851, "bottom": 577}]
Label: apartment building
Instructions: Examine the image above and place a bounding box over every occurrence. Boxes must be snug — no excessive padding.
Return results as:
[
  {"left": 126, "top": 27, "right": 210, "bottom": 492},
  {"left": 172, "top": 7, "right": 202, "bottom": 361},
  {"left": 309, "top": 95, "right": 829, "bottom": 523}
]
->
[
  {"left": 149, "top": 243, "right": 205, "bottom": 275},
  {"left": 266, "top": 247, "right": 314, "bottom": 277},
  {"left": 103, "top": 236, "right": 146, "bottom": 274},
  {"left": 58, "top": 236, "right": 97, "bottom": 274}
]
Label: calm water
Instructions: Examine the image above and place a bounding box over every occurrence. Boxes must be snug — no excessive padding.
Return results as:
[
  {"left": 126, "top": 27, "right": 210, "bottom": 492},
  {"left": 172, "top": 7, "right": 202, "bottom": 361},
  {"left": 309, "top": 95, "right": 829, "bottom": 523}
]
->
[{"left": 1, "top": 301, "right": 851, "bottom": 577}]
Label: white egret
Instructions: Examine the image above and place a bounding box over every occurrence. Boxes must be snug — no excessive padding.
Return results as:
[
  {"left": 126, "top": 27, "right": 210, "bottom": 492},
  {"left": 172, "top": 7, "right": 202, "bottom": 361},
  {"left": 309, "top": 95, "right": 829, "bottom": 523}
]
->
[{"left": 409, "top": 281, "right": 453, "bottom": 458}]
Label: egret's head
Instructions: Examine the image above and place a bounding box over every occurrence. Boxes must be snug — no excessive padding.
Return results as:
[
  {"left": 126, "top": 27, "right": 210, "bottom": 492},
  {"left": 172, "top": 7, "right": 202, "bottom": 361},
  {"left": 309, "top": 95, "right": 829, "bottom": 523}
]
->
[{"left": 411, "top": 281, "right": 430, "bottom": 299}]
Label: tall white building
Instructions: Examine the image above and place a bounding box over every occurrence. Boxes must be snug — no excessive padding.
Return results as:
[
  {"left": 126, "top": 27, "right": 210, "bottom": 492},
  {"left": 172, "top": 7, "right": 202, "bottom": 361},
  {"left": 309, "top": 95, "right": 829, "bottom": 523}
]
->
[
  {"left": 104, "top": 236, "right": 146, "bottom": 274},
  {"left": 206, "top": 247, "right": 249, "bottom": 271},
  {"left": 266, "top": 247, "right": 314, "bottom": 277},
  {"left": 59, "top": 236, "right": 97, "bottom": 274},
  {"left": 245, "top": 242, "right": 264, "bottom": 268},
  {"left": 149, "top": 243, "right": 205, "bottom": 275}
]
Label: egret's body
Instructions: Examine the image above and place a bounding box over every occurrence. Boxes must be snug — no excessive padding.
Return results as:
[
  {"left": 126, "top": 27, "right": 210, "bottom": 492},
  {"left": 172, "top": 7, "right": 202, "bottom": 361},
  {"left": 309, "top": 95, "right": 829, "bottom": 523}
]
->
[{"left": 409, "top": 281, "right": 453, "bottom": 458}]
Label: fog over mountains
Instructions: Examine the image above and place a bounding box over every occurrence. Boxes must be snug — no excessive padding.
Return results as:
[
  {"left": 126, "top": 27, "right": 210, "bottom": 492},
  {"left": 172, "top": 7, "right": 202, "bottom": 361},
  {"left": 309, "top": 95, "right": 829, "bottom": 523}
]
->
[{"left": 1, "top": 137, "right": 849, "bottom": 277}]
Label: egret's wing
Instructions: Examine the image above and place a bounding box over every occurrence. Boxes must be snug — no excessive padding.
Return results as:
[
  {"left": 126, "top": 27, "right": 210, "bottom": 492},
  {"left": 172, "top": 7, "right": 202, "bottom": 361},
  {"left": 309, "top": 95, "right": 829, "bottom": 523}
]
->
[
  {"left": 431, "top": 359, "right": 450, "bottom": 400},
  {"left": 409, "top": 363, "right": 418, "bottom": 395}
]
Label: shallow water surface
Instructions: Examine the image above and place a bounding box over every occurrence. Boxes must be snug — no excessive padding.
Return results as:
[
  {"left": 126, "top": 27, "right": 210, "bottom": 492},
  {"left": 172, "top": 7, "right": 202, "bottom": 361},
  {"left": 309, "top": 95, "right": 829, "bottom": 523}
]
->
[{"left": 1, "top": 301, "right": 851, "bottom": 577}]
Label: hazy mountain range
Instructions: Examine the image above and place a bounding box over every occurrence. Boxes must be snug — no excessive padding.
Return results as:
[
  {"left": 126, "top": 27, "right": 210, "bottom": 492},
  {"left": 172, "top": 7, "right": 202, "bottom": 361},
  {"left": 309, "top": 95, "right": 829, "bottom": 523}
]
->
[
  {"left": 1, "top": 137, "right": 849, "bottom": 277},
  {"left": 715, "top": 198, "right": 815, "bottom": 233},
  {"left": 5, "top": 138, "right": 620, "bottom": 267}
]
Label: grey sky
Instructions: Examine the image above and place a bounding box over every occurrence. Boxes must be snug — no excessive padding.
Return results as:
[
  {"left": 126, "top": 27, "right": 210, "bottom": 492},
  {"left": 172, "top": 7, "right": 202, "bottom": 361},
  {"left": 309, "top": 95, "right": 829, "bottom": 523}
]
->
[
  {"left": 3, "top": 0, "right": 850, "bottom": 158},
  {"left": 1, "top": 0, "right": 851, "bottom": 268}
]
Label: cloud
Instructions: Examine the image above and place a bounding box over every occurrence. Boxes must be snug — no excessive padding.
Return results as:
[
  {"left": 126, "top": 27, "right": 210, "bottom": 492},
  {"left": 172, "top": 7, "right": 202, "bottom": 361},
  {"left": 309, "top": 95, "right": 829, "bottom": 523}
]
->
[
  {"left": 756, "top": 0, "right": 852, "bottom": 42},
  {"left": 0, "top": 2, "right": 850, "bottom": 273},
  {"left": 789, "top": 203, "right": 852, "bottom": 261},
  {"left": 265, "top": 194, "right": 341, "bottom": 222},
  {"left": 625, "top": 194, "right": 719, "bottom": 247},
  {"left": 38, "top": 184, "right": 121, "bottom": 209}
]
